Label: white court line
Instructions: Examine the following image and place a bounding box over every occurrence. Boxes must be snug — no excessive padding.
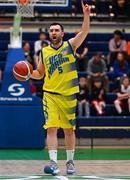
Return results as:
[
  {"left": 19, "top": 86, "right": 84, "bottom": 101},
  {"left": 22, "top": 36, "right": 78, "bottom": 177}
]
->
[
  {"left": 1, "top": 175, "right": 129, "bottom": 180},
  {"left": 82, "top": 176, "right": 127, "bottom": 180},
  {"left": 56, "top": 176, "right": 69, "bottom": 180},
  {"left": 4, "top": 176, "right": 42, "bottom": 180}
]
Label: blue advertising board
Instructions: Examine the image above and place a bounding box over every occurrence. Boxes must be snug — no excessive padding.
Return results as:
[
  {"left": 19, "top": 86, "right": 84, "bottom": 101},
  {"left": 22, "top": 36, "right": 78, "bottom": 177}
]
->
[{"left": 0, "top": 48, "right": 45, "bottom": 148}]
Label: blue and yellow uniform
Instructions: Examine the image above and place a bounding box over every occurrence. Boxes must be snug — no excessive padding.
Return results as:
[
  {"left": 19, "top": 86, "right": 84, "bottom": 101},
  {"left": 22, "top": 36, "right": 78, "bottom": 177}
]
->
[{"left": 42, "top": 41, "right": 79, "bottom": 129}]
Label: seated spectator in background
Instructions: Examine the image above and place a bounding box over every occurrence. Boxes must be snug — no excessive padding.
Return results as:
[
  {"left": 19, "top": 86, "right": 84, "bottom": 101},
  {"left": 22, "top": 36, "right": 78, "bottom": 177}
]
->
[
  {"left": 127, "top": 41, "right": 130, "bottom": 56},
  {"left": 0, "top": 67, "right": 2, "bottom": 81},
  {"left": 113, "top": 52, "right": 129, "bottom": 79},
  {"left": 76, "top": 42, "right": 88, "bottom": 71},
  {"left": 0, "top": 67, "right": 2, "bottom": 91},
  {"left": 29, "top": 79, "right": 37, "bottom": 96},
  {"left": 127, "top": 41, "right": 130, "bottom": 66},
  {"left": 87, "top": 52, "right": 109, "bottom": 92},
  {"left": 108, "top": 30, "right": 127, "bottom": 67},
  {"left": 95, "top": 0, "right": 110, "bottom": 16},
  {"left": 114, "top": 76, "right": 130, "bottom": 115},
  {"left": 35, "top": 40, "right": 49, "bottom": 66},
  {"left": 90, "top": 79, "right": 106, "bottom": 116},
  {"left": 23, "top": 41, "right": 35, "bottom": 68},
  {"left": 34, "top": 31, "right": 49, "bottom": 55},
  {"left": 77, "top": 77, "right": 90, "bottom": 117}
]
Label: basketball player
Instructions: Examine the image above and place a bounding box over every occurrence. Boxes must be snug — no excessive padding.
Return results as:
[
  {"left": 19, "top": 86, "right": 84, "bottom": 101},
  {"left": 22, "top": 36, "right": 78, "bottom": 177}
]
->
[{"left": 31, "top": 0, "right": 90, "bottom": 175}]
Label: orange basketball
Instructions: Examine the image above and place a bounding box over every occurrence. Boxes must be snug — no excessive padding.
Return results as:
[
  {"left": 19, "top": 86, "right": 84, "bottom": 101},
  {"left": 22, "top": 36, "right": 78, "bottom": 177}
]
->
[
  {"left": 13, "top": 61, "right": 33, "bottom": 81},
  {"left": 18, "top": 0, "right": 29, "bottom": 5}
]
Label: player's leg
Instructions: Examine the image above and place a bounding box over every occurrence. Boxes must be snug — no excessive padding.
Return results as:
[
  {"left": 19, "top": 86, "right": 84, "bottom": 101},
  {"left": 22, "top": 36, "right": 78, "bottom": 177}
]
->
[
  {"left": 43, "top": 93, "right": 60, "bottom": 175},
  {"left": 64, "top": 128, "right": 76, "bottom": 175},
  {"left": 57, "top": 94, "right": 77, "bottom": 174},
  {"left": 47, "top": 127, "right": 58, "bottom": 162},
  {"left": 44, "top": 127, "right": 60, "bottom": 175}
]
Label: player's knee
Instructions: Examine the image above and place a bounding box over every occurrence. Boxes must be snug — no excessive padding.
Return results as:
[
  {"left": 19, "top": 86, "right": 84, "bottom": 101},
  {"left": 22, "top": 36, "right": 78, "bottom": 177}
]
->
[
  {"left": 47, "top": 127, "right": 58, "bottom": 136},
  {"left": 64, "top": 128, "right": 74, "bottom": 137}
]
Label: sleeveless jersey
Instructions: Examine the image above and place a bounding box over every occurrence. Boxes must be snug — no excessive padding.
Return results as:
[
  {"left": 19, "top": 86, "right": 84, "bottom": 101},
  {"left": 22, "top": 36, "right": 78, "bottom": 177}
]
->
[{"left": 42, "top": 41, "right": 79, "bottom": 96}]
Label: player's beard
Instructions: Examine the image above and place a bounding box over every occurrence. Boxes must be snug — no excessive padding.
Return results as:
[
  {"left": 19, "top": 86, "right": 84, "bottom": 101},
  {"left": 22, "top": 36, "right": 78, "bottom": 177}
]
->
[{"left": 51, "top": 36, "right": 62, "bottom": 45}]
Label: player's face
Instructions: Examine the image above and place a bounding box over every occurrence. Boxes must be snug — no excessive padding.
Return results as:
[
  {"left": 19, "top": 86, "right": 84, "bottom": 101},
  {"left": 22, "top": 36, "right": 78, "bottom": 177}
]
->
[{"left": 49, "top": 25, "right": 64, "bottom": 45}]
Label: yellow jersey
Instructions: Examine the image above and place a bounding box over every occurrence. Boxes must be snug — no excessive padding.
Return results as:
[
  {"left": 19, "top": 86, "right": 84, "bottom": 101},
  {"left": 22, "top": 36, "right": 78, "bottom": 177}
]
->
[{"left": 42, "top": 41, "right": 79, "bottom": 96}]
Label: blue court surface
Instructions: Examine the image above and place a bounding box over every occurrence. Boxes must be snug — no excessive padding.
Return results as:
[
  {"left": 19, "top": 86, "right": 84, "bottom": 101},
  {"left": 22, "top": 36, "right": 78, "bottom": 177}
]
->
[{"left": 0, "top": 175, "right": 130, "bottom": 180}]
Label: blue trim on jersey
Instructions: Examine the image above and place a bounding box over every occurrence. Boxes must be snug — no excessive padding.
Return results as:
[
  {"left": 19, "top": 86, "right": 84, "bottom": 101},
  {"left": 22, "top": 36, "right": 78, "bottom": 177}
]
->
[
  {"left": 50, "top": 41, "right": 63, "bottom": 50},
  {"left": 71, "top": 78, "right": 79, "bottom": 87},
  {"left": 66, "top": 94, "right": 77, "bottom": 101},
  {"left": 70, "top": 62, "right": 77, "bottom": 71},
  {"left": 67, "top": 40, "right": 75, "bottom": 57},
  {"left": 64, "top": 62, "right": 77, "bottom": 72},
  {"left": 69, "top": 119, "right": 76, "bottom": 126},
  {"left": 68, "top": 105, "right": 77, "bottom": 114},
  {"left": 41, "top": 49, "right": 44, "bottom": 64},
  {"left": 67, "top": 77, "right": 79, "bottom": 88},
  {"left": 43, "top": 110, "right": 48, "bottom": 121},
  {"left": 43, "top": 97, "right": 48, "bottom": 121}
]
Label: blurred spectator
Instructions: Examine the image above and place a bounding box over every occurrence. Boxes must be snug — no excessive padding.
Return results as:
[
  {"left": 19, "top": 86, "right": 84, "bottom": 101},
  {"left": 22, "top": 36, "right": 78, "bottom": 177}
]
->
[
  {"left": 113, "top": 52, "right": 130, "bottom": 79},
  {"left": 87, "top": 52, "right": 109, "bottom": 92},
  {"left": 95, "top": 0, "right": 110, "bottom": 16},
  {"left": 77, "top": 77, "right": 90, "bottom": 117},
  {"left": 127, "top": 41, "right": 130, "bottom": 66},
  {"left": 29, "top": 79, "right": 37, "bottom": 96},
  {"left": 35, "top": 40, "right": 49, "bottom": 66},
  {"left": 0, "top": 67, "right": 2, "bottom": 91},
  {"left": 23, "top": 41, "right": 35, "bottom": 68},
  {"left": 112, "top": 0, "right": 130, "bottom": 18},
  {"left": 114, "top": 76, "right": 130, "bottom": 115},
  {"left": 90, "top": 79, "right": 106, "bottom": 116},
  {"left": 108, "top": 30, "right": 127, "bottom": 67},
  {"left": 34, "top": 31, "right": 50, "bottom": 55},
  {"left": 76, "top": 41, "right": 88, "bottom": 71},
  {"left": 0, "top": 67, "right": 2, "bottom": 81},
  {"left": 127, "top": 41, "right": 130, "bottom": 57}
]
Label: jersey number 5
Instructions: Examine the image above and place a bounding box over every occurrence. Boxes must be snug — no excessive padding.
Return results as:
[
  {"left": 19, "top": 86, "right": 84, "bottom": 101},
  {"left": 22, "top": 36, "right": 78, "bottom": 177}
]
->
[{"left": 58, "top": 66, "right": 63, "bottom": 74}]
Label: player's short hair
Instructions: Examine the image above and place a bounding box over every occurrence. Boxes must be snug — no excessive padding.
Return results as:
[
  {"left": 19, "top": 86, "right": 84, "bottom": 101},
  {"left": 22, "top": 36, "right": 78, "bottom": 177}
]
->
[{"left": 49, "top": 23, "right": 64, "bottom": 32}]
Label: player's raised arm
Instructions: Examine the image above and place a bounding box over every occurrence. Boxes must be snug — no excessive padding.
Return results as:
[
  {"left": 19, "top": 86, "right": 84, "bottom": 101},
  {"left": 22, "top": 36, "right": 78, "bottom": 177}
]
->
[
  {"left": 69, "top": 0, "right": 91, "bottom": 51},
  {"left": 31, "top": 58, "right": 45, "bottom": 80}
]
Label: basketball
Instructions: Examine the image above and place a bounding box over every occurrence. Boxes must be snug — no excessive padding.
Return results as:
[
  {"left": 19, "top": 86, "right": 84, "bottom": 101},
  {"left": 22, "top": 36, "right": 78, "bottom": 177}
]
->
[
  {"left": 13, "top": 61, "right": 33, "bottom": 81},
  {"left": 18, "top": 0, "right": 29, "bottom": 6}
]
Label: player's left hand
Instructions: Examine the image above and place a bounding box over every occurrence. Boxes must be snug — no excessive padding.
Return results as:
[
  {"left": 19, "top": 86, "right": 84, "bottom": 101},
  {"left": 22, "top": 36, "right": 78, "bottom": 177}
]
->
[{"left": 81, "top": 0, "right": 91, "bottom": 16}]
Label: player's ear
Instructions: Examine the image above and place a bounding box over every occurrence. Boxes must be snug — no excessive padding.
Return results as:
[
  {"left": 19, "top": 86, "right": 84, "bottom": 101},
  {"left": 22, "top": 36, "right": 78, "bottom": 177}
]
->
[{"left": 62, "top": 31, "right": 64, "bottom": 38}]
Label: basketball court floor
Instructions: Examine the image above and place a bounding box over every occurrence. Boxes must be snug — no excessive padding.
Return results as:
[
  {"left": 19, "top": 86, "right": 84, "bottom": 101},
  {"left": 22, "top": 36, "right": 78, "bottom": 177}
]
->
[
  {"left": 0, "top": 160, "right": 130, "bottom": 180},
  {"left": 0, "top": 175, "right": 130, "bottom": 179}
]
